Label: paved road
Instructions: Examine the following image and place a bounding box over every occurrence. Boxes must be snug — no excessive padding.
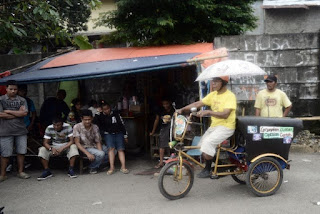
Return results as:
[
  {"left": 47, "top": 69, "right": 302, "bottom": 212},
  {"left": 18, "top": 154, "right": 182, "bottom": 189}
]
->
[{"left": 1, "top": 152, "right": 320, "bottom": 214}]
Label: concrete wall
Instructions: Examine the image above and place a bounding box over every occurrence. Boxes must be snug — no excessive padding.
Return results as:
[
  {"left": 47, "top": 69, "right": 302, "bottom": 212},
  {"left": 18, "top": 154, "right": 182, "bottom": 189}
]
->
[
  {"left": 246, "top": 1, "right": 320, "bottom": 35},
  {"left": 214, "top": 33, "right": 320, "bottom": 117},
  {"left": 246, "top": 0, "right": 265, "bottom": 35},
  {"left": 264, "top": 7, "right": 320, "bottom": 34}
]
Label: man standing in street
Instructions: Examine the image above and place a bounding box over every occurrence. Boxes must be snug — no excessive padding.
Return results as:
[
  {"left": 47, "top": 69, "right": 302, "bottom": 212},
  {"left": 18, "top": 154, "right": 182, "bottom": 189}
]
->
[
  {"left": 0, "top": 80, "right": 31, "bottom": 182},
  {"left": 73, "top": 109, "right": 105, "bottom": 174},
  {"left": 255, "top": 75, "right": 292, "bottom": 117}
]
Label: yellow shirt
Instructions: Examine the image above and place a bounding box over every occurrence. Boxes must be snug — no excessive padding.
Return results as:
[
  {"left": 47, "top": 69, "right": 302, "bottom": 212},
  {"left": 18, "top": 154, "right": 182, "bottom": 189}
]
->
[
  {"left": 202, "top": 90, "right": 237, "bottom": 129},
  {"left": 254, "top": 89, "right": 292, "bottom": 117}
]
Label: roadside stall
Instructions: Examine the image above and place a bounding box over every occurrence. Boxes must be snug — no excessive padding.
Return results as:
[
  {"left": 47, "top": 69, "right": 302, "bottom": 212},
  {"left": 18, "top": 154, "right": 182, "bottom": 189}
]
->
[{"left": 0, "top": 43, "right": 229, "bottom": 156}]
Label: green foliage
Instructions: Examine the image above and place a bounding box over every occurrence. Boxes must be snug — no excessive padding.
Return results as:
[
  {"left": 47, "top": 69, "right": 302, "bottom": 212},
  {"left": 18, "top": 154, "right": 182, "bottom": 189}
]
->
[
  {"left": 73, "top": 35, "right": 93, "bottom": 50},
  {"left": 95, "top": 0, "right": 257, "bottom": 46},
  {"left": 0, "top": 0, "right": 101, "bottom": 53}
]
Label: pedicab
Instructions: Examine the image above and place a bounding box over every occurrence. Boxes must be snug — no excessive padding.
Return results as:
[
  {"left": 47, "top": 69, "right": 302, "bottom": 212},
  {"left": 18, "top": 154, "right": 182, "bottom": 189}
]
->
[
  {"left": 157, "top": 60, "right": 304, "bottom": 200},
  {"left": 158, "top": 110, "right": 303, "bottom": 200}
]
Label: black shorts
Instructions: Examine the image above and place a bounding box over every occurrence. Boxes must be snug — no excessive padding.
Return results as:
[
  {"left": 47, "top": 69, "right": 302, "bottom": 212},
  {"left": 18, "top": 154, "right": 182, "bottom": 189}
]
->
[{"left": 159, "top": 125, "right": 170, "bottom": 148}]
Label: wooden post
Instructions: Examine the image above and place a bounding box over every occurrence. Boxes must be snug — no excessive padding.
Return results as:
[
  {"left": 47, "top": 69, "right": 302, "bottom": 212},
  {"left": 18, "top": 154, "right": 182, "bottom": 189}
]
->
[{"left": 144, "top": 73, "right": 149, "bottom": 153}]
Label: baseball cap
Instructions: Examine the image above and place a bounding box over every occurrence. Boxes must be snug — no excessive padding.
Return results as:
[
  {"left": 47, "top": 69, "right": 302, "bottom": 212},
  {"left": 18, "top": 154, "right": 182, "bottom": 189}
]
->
[{"left": 264, "top": 75, "right": 277, "bottom": 83}]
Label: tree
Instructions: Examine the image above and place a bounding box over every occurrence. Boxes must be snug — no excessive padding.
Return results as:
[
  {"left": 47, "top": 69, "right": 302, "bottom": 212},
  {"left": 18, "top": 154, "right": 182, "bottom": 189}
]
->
[
  {"left": 0, "top": 0, "right": 100, "bottom": 54},
  {"left": 95, "top": 0, "right": 257, "bottom": 46}
]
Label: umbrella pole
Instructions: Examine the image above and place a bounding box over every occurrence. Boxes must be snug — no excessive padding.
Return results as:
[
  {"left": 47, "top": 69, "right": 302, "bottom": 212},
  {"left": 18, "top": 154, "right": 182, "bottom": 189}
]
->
[{"left": 196, "top": 62, "right": 204, "bottom": 136}]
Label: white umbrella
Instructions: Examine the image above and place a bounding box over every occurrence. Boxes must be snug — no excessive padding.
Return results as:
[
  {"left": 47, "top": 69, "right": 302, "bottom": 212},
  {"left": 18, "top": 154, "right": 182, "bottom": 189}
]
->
[{"left": 195, "top": 60, "right": 266, "bottom": 82}]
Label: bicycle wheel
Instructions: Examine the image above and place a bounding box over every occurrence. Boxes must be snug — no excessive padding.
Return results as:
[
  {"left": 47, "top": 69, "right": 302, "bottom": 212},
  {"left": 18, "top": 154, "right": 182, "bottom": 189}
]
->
[
  {"left": 158, "top": 161, "right": 194, "bottom": 200},
  {"left": 231, "top": 172, "right": 246, "bottom": 185},
  {"left": 246, "top": 157, "right": 283, "bottom": 197}
]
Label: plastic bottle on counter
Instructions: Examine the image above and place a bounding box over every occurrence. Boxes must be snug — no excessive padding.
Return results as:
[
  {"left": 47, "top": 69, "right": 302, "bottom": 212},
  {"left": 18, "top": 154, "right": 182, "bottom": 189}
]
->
[
  {"left": 132, "top": 96, "right": 137, "bottom": 105},
  {"left": 117, "top": 100, "right": 122, "bottom": 111},
  {"left": 122, "top": 96, "right": 128, "bottom": 110},
  {"left": 129, "top": 96, "right": 134, "bottom": 107},
  {"left": 122, "top": 96, "right": 129, "bottom": 116}
]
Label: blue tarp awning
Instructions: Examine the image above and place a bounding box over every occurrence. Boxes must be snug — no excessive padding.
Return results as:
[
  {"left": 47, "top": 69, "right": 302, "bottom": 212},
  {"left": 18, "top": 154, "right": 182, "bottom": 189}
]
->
[{"left": 0, "top": 43, "right": 214, "bottom": 84}]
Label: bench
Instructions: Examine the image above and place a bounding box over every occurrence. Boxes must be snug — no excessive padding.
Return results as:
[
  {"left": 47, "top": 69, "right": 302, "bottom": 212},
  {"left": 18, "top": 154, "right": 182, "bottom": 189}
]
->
[{"left": 79, "top": 155, "right": 88, "bottom": 175}]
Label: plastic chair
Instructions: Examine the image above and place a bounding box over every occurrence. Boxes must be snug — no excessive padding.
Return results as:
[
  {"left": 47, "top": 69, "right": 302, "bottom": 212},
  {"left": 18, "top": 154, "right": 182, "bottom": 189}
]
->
[{"left": 186, "top": 136, "right": 202, "bottom": 163}]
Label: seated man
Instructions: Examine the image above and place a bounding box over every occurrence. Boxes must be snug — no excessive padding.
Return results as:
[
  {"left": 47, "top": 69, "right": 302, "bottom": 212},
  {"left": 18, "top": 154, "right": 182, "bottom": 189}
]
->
[
  {"left": 73, "top": 109, "right": 105, "bottom": 174},
  {"left": 37, "top": 117, "right": 79, "bottom": 180},
  {"left": 177, "top": 76, "right": 236, "bottom": 178}
]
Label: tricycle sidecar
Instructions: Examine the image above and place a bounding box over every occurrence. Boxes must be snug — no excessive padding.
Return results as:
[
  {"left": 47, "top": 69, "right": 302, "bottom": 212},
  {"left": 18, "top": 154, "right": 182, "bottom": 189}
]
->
[{"left": 236, "top": 116, "right": 303, "bottom": 196}]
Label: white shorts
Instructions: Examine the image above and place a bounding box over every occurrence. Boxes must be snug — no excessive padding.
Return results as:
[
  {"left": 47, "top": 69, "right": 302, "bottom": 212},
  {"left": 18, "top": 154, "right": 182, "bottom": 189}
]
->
[
  {"left": 198, "top": 126, "right": 235, "bottom": 157},
  {"left": 38, "top": 144, "right": 79, "bottom": 160}
]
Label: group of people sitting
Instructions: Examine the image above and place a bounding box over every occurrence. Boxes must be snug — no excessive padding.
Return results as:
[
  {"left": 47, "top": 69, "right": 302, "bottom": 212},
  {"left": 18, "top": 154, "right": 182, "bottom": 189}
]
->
[
  {"left": 38, "top": 105, "right": 129, "bottom": 181},
  {"left": 0, "top": 80, "right": 129, "bottom": 183}
]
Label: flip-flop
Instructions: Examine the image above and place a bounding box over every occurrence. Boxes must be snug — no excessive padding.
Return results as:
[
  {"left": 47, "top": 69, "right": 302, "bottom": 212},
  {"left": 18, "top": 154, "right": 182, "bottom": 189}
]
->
[
  {"left": 107, "top": 170, "right": 114, "bottom": 175},
  {"left": 120, "top": 168, "right": 130, "bottom": 174},
  {"left": 154, "top": 163, "right": 164, "bottom": 169}
]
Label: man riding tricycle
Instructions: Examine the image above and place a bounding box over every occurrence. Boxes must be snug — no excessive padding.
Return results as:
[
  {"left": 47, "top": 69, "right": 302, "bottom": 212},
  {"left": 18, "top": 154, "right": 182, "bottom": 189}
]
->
[{"left": 157, "top": 60, "right": 303, "bottom": 200}]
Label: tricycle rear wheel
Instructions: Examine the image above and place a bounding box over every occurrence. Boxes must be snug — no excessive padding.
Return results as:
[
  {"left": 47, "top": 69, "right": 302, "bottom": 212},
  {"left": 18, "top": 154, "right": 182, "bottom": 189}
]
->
[
  {"left": 246, "top": 157, "right": 283, "bottom": 197},
  {"left": 158, "top": 161, "right": 194, "bottom": 200}
]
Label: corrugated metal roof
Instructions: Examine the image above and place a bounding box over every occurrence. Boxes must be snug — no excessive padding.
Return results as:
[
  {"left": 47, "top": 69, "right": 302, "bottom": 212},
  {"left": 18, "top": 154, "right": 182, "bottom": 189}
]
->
[
  {"left": 42, "top": 43, "right": 213, "bottom": 69},
  {"left": 0, "top": 43, "right": 215, "bottom": 84}
]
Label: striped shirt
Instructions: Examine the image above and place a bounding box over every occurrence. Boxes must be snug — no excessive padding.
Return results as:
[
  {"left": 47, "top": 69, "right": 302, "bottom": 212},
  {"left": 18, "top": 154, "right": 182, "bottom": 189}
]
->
[{"left": 44, "top": 123, "right": 73, "bottom": 146}]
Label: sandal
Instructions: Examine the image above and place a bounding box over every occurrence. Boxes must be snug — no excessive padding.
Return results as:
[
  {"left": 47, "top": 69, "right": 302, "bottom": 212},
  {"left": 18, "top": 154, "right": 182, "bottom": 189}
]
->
[
  {"left": 120, "top": 168, "right": 130, "bottom": 174},
  {"left": 107, "top": 170, "right": 114, "bottom": 175},
  {"left": 154, "top": 163, "right": 164, "bottom": 169}
]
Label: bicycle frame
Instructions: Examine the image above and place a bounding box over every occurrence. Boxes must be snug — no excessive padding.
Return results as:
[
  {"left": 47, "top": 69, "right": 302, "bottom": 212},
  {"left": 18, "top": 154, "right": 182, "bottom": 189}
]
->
[{"left": 171, "top": 112, "right": 245, "bottom": 180}]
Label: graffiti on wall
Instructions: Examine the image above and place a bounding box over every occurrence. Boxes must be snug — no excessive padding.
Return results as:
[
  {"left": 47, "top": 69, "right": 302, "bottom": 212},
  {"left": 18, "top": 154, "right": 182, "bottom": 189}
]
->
[
  {"left": 231, "top": 50, "right": 319, "bottom": 67},
  {"left": 243, "top": 34, "right": 318, "bottom": 51},
  {"left": 215, "top": 33, "right": 320, "bottom": 116}
]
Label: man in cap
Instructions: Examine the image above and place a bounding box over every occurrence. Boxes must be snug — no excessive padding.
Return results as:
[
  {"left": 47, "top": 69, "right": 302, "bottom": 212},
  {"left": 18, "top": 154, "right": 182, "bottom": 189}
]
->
[
  {"left": 255, "top": 75, "right": 292, "bottom": 117},
  {"left": 177, "top": 76, "right": 237, "bottom": 178}
]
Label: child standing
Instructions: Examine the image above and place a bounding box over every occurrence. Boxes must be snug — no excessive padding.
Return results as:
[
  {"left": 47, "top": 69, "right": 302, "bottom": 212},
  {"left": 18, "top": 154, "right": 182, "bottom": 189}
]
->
[
  {"left": 94, "top": 103, "right": 129, "bottom": 175},
  {"left": 150, "top": 98, "right": 174, "bottom": 168}
]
